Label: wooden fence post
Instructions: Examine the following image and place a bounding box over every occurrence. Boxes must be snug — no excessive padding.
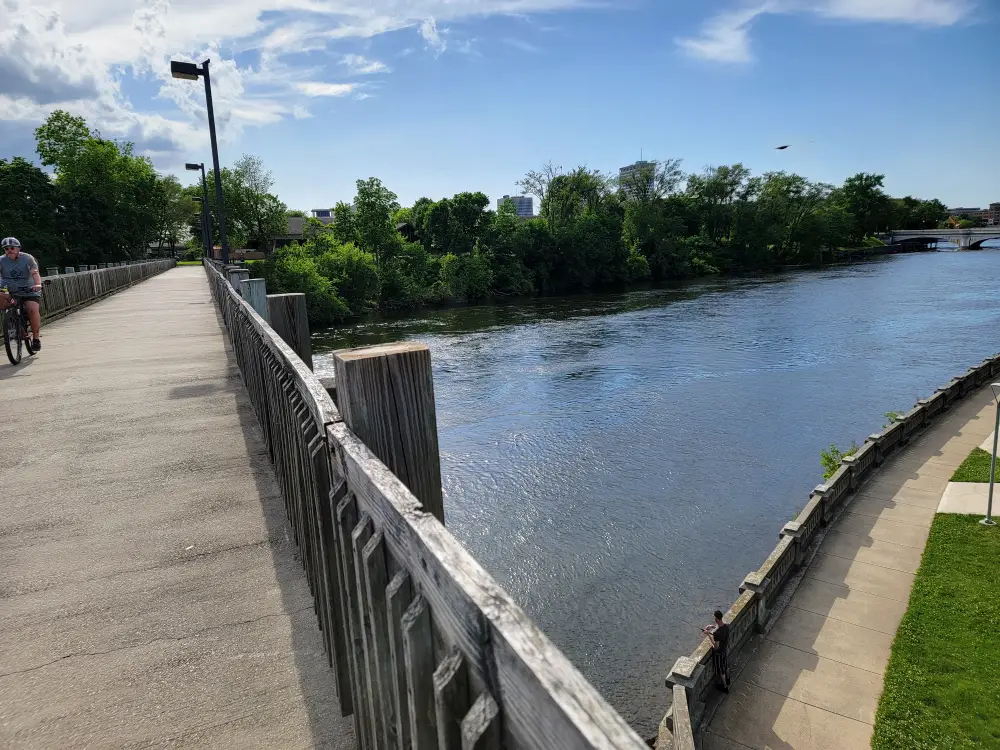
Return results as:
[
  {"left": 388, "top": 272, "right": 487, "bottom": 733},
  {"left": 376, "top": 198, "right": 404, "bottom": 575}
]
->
[
  {"left": 46, "top": 267, "right": 59, "bottom": 276},
  {"left": 227, "top": 267, "right": 250, "bottom": 289},
  {"left": 64, "top": 267, "right": 75, "bottom": 274},
  {"left": 267, "top": 293, "right": 312, "bottom": 369},
  {"left": 333, "top": 342, "right": 445, "bottom": 523},
  {"left": 239, "top": 278, "right": 269, "bottom": 323}
]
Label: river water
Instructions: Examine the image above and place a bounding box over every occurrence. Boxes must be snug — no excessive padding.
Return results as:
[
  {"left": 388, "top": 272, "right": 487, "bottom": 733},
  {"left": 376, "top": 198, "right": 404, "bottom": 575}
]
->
[{"left": 312, "top": 248, "right": 1000, "bottom": 736}]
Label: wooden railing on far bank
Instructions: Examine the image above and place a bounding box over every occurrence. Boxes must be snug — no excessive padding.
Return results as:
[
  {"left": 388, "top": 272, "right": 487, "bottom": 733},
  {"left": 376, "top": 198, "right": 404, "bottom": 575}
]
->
[
  {"left": 661, "top": 352, "right": 1000, "bottom": 749},
  {"left": 203, "top": 260, "right": 648, "bottom": 750},
  {"left": 40, "top": 260, "right": 176, "bottom": 321}
]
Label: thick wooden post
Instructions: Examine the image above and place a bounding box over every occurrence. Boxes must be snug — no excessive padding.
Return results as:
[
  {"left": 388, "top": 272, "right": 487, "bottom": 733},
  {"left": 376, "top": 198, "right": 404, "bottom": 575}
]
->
[
  {"left": 227, "top": 267, "right": 250, "bottom": 289},
  {"left": 333, "top": 342, "right": 444, "bottom": 523},
  {"left": 267, "top": 293, "right": 312, "bottom": 369},
  {"left": 46, "top": 267, "right": 59, "bottom": 276},
  {"left": 64, "top": 267, "right": 75, "bottom": 274},
  {"left": 239, "top": 278, "right": 269, "bottom": 323}
]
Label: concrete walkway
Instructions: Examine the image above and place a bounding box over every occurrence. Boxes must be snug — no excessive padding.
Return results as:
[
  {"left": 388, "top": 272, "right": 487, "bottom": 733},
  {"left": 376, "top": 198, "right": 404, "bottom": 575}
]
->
[
  {"left": 0, "top": 267, "right": 355, "bottom": 748},
  {"left": 703, "top": 386, "right": 997, "bottom": 750}
]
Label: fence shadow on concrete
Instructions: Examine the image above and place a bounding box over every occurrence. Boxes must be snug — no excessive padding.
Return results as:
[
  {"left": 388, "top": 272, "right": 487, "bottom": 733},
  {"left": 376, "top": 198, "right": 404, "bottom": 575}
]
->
[{"left": 207, "top": 298, "right": 357, "bottom": 748}]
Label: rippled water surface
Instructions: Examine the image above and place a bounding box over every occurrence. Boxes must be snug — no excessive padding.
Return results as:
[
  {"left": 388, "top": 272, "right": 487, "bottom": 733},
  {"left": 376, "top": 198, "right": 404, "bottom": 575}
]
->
[{"left": 313, "top": 249, "right": 1000, "bottom": 736}]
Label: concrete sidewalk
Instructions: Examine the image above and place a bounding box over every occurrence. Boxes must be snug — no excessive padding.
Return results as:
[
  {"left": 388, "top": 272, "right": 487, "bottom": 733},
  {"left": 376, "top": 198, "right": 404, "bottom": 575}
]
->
[
  {"left": 703, "top": 386, "right": 997, "bottom": 750},
  {"left": 0, "top": 267, "right": 355, "bottom": 748}
]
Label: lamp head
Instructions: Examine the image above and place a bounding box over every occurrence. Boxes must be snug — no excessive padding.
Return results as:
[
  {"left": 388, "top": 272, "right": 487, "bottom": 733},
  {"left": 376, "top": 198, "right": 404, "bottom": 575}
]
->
[
  {"left": 185, "top": 162, "right": 202, "bottom": 171},
  {"left": 170, "top": 61, "right": 201, "bottom": 80}
]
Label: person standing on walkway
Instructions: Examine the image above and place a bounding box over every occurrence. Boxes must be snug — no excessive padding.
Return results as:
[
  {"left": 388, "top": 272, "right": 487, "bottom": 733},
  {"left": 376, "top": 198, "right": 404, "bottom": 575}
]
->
[{"left": 703, "top": 609, "right": 730, "bottom": 693}]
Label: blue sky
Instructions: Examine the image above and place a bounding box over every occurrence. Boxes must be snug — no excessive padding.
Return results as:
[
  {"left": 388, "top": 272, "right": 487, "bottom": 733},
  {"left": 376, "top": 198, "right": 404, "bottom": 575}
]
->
[{"left": 1, "top": 0, "right": 997, "bottom": 211}]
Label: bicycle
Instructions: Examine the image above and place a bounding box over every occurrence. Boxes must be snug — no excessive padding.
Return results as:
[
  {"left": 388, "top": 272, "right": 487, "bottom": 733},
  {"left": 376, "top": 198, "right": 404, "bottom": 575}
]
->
[{"left": 2, "top": 287, "right": 38, "bottom": 365}]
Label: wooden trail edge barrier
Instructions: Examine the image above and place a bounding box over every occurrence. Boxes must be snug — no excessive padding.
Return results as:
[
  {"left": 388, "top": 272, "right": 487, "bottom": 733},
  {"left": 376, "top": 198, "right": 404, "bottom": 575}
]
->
[
  {"left": 203, "top": 259, "right": 648, "bottom": 750},
  {"left": 40, "top": 260, "right": 176, "bottom": 322}
]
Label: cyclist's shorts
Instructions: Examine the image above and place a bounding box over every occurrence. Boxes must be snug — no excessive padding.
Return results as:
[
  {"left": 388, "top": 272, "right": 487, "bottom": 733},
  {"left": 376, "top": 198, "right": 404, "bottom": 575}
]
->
[{"left": 12, "top": 292, "right": 41, "bottom": 302}]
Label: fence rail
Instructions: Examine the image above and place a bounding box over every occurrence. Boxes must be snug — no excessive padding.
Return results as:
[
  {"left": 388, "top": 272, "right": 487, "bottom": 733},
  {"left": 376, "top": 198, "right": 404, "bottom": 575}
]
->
[
  {"left": 663, "top": 351, "right": 1000, "bottom": 750},
  {"left": 203, "top": 260, "right": 648, "bottom": 750},
  {"left": 40, "top": 260, "right": 176, "bottom": 320}
]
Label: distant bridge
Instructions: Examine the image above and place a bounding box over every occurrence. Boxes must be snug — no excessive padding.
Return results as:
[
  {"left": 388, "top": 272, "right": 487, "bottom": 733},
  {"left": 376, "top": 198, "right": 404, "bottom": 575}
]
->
[{"left": 887, "top": 227, "right": 1000, "bottom": 250}]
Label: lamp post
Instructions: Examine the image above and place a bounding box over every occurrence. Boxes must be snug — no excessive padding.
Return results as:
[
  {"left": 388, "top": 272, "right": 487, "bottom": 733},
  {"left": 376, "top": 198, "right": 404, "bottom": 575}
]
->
[
  {"left": 191, "top": 196, "right": 210, "bottom": 258},
  {"left": 982, "top": 383, "right": 1000, "bottom": 527},
  {"left": 185, "top": 162, "right": 211, "bottom": 257},
  {"left": 171, "top": 60, "right": 229, "bottom": 264}
]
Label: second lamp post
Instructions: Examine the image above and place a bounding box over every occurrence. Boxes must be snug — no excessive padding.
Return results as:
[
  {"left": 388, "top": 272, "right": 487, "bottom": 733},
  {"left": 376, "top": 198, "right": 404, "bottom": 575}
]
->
[{"left": 171, "top": 59, "right": 230, "bottom": 264}]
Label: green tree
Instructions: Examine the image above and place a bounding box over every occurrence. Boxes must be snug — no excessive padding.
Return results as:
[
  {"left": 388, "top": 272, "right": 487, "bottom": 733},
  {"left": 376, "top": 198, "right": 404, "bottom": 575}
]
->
[
  {"left": 834, "top": 172, "right": 892, "bottom": 243},
  {"left": 354, "top": 177, "right": 401, "bottom": 266},
  {"left": 227, "top": 154, "right": 288, "bottom": 250},
  {"left": 331, "top": 201, "right": 359, "bottom": 246},
  {"left": 0, "top": 157, "right": 65, "bottom": 267}
]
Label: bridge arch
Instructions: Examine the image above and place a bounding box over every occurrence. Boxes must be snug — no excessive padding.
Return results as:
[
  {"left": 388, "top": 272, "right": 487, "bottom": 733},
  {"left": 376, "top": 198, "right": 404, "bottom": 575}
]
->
[{"left": 970, "top": 236, "right": 1000, "bottom": 249}]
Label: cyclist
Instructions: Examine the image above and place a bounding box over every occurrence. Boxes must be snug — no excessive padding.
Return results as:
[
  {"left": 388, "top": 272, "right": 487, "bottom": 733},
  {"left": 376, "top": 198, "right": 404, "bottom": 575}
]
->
[{"left": 0, "top": 237, "right": 42, "bottom": 352}]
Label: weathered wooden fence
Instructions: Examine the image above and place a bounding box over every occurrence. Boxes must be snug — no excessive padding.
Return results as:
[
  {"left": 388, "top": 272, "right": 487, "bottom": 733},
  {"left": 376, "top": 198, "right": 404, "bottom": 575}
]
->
[
  {"left": 203, "top": 260, "right": 648, "bottom": 750},
  {"left": 40, "top": 260, "right": 176, "bottom": 321},
  {"left": 662, "top": 353, "right": 1000, "bottom": 749}
]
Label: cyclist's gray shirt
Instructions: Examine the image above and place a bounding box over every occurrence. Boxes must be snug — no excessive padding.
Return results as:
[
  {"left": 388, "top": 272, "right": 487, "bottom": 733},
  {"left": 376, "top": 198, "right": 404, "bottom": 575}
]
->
[{"left": 0, "top": 252, "right": 39, "bottom": 293}]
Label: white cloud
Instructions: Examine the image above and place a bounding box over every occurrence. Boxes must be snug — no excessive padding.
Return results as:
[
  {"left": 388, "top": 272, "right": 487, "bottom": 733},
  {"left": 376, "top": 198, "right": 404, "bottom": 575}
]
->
[
  {"left": 678, "top": 0, "right": 975, "bottom": 63},
  {"left": 420, "top": 17, "right": 447, "bottom": 54},
  {"left": 503, "top": 37, "right": 541, "bottom": 53},
  {"left": 341, "top": 53, "right": 390, "bottom": 74},
  {"left": 0, "top": 0, "right": 601, "bottom": 167},
  {"left": 296, "top": 81, "right": 357, "bottom": 96}
]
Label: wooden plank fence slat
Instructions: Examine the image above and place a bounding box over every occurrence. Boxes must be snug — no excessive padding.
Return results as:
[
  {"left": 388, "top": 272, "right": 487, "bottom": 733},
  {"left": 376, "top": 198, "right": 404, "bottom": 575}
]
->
[
  {"left": 387, "top": 570, "right": 414, "bottom": 749},
  {"left": 363, "top": 530, "right": 398, "bottom": 749},
  {"left": 434, "top": 649, "right": 471, "bottom": 750},
  {"left": 402, "top": 595, "right": 439, "bottom": 750},
  {"left": 461, "top": 693, "right": 501, "bottom": 750}
]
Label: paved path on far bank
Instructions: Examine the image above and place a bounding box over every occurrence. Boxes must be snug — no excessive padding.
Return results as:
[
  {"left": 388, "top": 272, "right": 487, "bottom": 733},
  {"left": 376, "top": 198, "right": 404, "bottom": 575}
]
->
[
  {"left": 0, "top": 267, "right": 355, "bottom": 749},
  {"left": 703, "top": 386, "right": 996, "bottom": 750}
]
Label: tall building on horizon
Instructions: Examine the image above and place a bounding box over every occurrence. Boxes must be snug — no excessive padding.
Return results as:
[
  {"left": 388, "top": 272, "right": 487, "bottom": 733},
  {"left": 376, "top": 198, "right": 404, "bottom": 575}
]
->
[
  {"left": 498, "top": 195, "right": 534, "bottom": 218},
  {"left": 619, "top": 161, "right": 655, "bottom": 199}
]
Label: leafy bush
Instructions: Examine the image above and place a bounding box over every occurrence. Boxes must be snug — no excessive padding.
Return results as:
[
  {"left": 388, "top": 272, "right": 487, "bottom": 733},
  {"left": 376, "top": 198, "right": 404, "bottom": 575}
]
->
[
  {"left": 314, "top": 240, "right": 380, "bottom": 317},
  {"left": 256, "top": 244, "right": 348, "bottom": 325},
  {"left": 820, "top": 441, "right": 858, "bottom": 479}
]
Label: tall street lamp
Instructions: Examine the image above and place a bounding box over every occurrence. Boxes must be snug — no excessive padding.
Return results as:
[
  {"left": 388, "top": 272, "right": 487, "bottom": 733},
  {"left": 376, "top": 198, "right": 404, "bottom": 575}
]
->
[
  {"left": 191, "top": 196, "right": 210, "bottom": 258},
  {"left": 185, "top": 162, "right": 211, "bottom": 257},
  {"left": 171, "top": 59, "right": 229, "bottom": 264},
  {"left": 982, "top": 382, "right": 1000, "bottom": 527}
]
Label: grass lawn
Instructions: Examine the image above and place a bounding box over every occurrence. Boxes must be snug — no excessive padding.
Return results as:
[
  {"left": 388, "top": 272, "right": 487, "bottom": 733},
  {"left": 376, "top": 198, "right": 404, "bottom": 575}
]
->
[
  {"left": 176, "top": 260, "right": 203, "bottom": 266},
  {"left": 950, "top": 447, "right": 994, "bottom": 483},
  {"left": 872, "top": 513, "right": 1000, "bottom": 749}
]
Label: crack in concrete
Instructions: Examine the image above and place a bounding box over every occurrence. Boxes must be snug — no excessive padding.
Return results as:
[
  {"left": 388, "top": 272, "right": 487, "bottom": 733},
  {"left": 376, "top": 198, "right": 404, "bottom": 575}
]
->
[{"left": 0, "top": 607, "right": 313, "bottom": 679}]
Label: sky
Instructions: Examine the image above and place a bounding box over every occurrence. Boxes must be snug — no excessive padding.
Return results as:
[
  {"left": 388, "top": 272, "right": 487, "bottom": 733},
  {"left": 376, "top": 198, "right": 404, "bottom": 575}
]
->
[{"left": 1, "top": 0, "right": 997, "bottom": 212}]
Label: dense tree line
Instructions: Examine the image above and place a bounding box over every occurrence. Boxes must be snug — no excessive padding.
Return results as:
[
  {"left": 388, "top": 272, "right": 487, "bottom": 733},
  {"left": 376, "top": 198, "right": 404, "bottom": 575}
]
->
[
  {"left": 1, "top": 111, "right": 291, "bottom": 269},
  {"left": 258, "top": 162, "right": 950, "bottom": 326},
  {"left": 1, "top": 111, "right": 197, "bottom": 268}
]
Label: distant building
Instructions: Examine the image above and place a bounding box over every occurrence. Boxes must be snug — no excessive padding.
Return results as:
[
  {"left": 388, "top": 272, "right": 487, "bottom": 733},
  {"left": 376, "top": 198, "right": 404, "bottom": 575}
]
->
[
  {"left": 988, "top": 203, "right": 1000, "bottom": 226},
  {"left": 619, "top": 161, "right": 655, "bottom": 199},
  {"left": 311, "top": 208, "right": 333, "bottom": 219},
  {"left": 498, "top": 195, "right": 534, "bottom": 218},
  {"left": 948, "top": 206, "right": 991, "bottom": 222}
]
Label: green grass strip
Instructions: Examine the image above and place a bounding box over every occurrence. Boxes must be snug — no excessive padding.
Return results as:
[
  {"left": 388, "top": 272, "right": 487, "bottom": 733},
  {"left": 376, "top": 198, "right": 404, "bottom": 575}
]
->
[
  {"left": 951, "top": 448, "right": 995, "bottom": 483},
  {"left": 872, "top": 514, "right": 1000, "bottom": 749}
]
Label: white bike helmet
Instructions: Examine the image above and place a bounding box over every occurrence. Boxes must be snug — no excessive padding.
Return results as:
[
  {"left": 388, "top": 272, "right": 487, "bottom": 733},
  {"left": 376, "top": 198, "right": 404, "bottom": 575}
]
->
[{"left": 1, "top": 237, "right": 21, "bottom": 249}]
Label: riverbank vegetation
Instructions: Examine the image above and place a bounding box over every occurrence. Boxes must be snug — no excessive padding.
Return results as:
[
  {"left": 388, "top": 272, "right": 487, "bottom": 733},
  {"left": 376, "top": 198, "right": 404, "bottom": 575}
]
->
[
  {"left": 872, "top": 512, "right": 1000, "bottom": 749},
  {"left": 257, "top": 162, "right": 950, "bottom": 325},
  {"left": 1, "top": 111, "right": 198, "bottom": 269},
  {"left": 1, "top": 111, "right": 288, "bottom": 269}
]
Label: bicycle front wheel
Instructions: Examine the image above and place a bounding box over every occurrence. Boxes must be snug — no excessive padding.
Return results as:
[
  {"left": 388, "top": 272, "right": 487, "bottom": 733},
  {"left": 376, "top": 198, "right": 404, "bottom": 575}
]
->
[{"left": 4, "top": 307, "right": 22, "bottom": 365}]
